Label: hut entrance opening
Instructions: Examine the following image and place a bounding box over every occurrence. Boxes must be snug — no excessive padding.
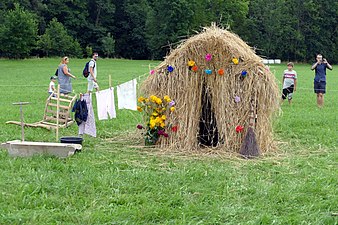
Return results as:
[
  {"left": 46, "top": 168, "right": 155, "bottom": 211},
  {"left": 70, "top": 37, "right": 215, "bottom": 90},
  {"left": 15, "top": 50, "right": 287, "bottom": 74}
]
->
[{"left": 198, "top": 85, "right": 219, "bottom": 147}]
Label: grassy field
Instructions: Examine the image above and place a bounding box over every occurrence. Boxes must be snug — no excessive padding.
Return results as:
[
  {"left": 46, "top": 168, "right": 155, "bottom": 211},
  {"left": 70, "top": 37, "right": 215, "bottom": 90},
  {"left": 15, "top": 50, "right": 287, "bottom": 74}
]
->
[{"left": 0, "top": 58, "right": 337, "bottom": 224}]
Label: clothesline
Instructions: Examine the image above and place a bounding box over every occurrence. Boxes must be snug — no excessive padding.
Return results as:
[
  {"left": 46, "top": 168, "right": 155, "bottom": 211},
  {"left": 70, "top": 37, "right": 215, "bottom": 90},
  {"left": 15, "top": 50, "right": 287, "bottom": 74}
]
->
[{"left": 0, "top": 72, "right": 148, "bottom": 88}]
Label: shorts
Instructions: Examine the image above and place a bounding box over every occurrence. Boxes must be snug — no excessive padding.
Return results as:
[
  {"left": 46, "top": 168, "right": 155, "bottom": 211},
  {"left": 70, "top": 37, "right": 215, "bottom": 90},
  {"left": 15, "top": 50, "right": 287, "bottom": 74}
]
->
[
  {"left": 314, "top": 81, "right": 326, "bottom": 94},
  {"left": 282, "top": 85, "right": 294, "bottom": 100},
  {"left": 88, "top": 80, "right": 99, "bottom": 92}
]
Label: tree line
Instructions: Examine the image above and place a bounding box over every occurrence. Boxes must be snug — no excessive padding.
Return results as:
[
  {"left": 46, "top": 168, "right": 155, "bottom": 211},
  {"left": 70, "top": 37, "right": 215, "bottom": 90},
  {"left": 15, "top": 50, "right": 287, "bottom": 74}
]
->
[{"left": 0, "top": 0, "right": 337, "bottom": 63}]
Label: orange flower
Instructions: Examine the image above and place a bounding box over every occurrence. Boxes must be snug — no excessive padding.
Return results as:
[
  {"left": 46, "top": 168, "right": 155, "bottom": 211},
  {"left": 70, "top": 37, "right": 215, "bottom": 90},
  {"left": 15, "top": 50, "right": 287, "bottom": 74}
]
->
[{"left": 218, "top": 69, "right": 224, "bottom": 76}]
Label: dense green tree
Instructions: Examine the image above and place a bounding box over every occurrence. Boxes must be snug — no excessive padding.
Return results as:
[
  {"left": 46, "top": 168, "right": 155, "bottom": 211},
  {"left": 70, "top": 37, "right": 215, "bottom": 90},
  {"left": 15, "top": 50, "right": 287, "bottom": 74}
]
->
[
  {"left": 41, "top": 0, "right": 89, "bottom": 46},
  {"left": 37, "top": 18, "right": 82, "bottom": 57},
  {"left": 101, "top": 32, "right": 115, "bottom": 58},
  {"left": 86, "top": 0, "right": 116, "bottom": 53},
  {"left": 113, "top": 0, "right": 150, "bottom": 59},
  {"left": 190, "top": 0, "right": 249, "bottom": 31},
  {"left": 145, "top": 0, "right": 194, "bottom": 59},
  {"left": 0, "top": 3, "right": 38, "bottom": 58},
  {"left": 0, "top": 0, "right": 336, "bottom": 62}
]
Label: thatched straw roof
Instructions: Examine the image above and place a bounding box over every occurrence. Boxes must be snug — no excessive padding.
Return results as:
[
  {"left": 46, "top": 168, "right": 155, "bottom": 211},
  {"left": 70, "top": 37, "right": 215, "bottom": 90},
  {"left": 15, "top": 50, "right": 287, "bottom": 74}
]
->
[{"left": 141, "top": 25, "right": 279, "bottom": 153}]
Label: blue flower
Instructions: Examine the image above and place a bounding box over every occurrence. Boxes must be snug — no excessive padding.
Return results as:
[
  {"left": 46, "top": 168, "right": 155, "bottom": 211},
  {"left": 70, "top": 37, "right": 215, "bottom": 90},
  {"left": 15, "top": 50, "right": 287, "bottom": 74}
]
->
[
  {"left": 167, "top": 65, "right": 174, "bottom": 73},
  {"left": 241, "top": 70, "right": 247, "bottom": 77},
  {"left": 205, "top": 69, "right": 212, "bottom": 75}
]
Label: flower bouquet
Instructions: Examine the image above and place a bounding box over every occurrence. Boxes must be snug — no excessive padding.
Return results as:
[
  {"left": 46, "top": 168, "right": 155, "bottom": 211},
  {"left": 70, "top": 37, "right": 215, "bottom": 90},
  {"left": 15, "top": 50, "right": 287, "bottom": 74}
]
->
[{"left": 137, "top": 95, "right": 176, "bottom": 146}]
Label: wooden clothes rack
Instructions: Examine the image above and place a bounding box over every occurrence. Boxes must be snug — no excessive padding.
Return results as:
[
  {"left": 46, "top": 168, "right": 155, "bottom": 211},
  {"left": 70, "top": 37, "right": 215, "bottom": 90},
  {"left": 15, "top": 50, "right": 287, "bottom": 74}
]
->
[{"left": 6, "top": 92, "right": 76, "bottom": 130}]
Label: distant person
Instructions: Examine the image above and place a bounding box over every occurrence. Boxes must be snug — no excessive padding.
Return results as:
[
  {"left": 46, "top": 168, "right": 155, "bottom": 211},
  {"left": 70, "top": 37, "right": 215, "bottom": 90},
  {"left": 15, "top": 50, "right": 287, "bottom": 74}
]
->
[
  {"left": 87, "top": 52, "right": 99, "bottom": 93},
  {"left": 48, "top": 76, "right": 57, "bottom": 96},
  {"left": 282, "top": 62, "right": 297, "bottom": 104},
  {"left": 311, "top": 54, "right": 333, "bottom": 107},
  {"left": 57, "top": 56, "right": 76, "bottom": 94}
]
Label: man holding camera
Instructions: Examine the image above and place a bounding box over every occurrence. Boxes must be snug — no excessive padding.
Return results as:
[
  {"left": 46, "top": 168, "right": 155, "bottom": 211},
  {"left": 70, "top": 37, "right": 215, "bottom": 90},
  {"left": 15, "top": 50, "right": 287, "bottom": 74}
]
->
[{"left": 311, "top": 54, "right": 333, "bottom": 107}]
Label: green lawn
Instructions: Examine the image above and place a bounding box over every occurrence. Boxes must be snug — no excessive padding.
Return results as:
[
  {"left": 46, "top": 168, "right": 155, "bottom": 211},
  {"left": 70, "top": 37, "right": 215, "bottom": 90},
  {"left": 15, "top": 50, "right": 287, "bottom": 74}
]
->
[{"left": 0, "top": 59, "right": 337, "bottom": 224}]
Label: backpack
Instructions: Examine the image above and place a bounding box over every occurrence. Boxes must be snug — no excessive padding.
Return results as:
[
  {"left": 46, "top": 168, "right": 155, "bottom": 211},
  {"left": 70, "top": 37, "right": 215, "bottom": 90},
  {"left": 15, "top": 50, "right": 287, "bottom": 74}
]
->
[{"left": 83, "top": 59, "right": 95, "bottom": 78}]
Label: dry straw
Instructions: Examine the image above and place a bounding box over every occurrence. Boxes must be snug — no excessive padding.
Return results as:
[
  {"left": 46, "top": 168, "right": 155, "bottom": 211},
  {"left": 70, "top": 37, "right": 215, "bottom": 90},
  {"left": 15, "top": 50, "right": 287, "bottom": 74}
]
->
[{"left": 141, "top": 24, "right": 280, "bottom": 153}]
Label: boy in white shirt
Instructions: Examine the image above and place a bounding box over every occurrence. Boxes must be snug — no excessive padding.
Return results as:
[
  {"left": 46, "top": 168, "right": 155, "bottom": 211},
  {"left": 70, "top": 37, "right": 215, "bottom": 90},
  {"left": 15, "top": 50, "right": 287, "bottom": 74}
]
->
[
  {"left": 48, "top": 76, "right": 57, "bottom": 96},
  {"left": 282, "top": 62, "right": 297, "bottom": 104}
]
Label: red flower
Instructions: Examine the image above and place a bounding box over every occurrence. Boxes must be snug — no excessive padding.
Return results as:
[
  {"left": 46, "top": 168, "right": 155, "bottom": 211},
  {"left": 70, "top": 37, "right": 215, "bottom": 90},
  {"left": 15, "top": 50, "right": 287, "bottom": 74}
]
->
[
  {"left": 171, "top": 126, "right": 178, "bottom": 132},
  {"left": 137, "top": 124, "right": 143, "bottom": 129},
  {"left": 236, "top": 125, "right": 244, "bottom": 133},
  {"left": 163, "top": 133, "right": 169, "bottom": 138},
  {"left": 192, "top": 65, "right": 198, "bottom": 72}
]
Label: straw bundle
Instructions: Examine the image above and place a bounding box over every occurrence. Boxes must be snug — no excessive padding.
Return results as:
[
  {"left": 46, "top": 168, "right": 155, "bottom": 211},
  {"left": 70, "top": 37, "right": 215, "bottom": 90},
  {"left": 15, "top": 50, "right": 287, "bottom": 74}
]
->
[{"left": 141, "top": 25, "right": 279, "bottom": 153}]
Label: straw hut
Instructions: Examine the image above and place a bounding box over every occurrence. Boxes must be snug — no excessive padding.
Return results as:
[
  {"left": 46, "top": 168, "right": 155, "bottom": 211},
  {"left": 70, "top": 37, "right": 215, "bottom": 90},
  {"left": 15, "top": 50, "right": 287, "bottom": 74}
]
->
[{"left": 141, "top": 25, "right": 279, "bottom": 154}]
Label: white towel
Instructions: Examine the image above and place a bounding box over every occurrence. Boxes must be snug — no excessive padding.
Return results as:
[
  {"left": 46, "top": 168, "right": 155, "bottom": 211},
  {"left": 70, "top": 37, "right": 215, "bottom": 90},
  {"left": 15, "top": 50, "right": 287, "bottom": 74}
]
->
[
  {"left": 95, "top": 88, "right": 116, "bottom": 120},
  {"left": 117, "top": 79, "right": 137, "bottom": 110},
  {"left": 78, "top": 93, "right": 96, "bottom": 137}
]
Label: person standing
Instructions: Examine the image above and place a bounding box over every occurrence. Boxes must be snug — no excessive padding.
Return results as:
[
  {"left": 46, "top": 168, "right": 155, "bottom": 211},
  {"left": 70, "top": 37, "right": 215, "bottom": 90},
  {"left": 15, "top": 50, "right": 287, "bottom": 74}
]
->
[
  {"left": 48, "top": 76, "right": 57, "bottom": 96},
  {"left": 58, "top": 56, "right": 76, "bottom": 94},
  {"left": 311, "top": 54, "right": 333, "bottom": 107},
  {"left": 87, "top": 52, "right": 99, "bottom": 93},
  {"left": 282, "top": 62, "right": 297, "bottom": 104}
]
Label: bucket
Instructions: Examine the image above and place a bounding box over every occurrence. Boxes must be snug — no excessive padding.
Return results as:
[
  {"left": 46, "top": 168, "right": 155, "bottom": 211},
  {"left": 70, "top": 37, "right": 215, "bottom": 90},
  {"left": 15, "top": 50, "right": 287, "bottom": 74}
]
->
[{"left": 60, "top": 136, "right": 83, "bottom": 145}]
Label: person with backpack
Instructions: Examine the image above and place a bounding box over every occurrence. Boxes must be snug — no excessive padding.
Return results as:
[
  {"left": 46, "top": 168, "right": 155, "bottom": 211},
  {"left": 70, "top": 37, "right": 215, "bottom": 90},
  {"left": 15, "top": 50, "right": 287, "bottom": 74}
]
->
[
  {"left": 87, "top": 52, "right": 99, "bottom": 93},
  {"left": 58, "top": 56, "right": 76, "bottom": 94}
]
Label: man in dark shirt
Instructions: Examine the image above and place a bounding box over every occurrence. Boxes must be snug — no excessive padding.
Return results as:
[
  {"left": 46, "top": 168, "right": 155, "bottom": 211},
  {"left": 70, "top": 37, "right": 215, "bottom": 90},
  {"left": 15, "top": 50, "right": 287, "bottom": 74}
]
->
[{"left": 311, "top": 54, "right": 333, "bottom": 107}]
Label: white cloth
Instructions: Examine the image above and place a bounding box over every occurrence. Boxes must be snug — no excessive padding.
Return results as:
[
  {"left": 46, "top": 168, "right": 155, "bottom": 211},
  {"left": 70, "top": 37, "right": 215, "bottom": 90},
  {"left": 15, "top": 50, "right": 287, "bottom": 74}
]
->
[
  {"left": 78, "top": 93, "right": 96, "bottom": 137},
  {"left": 48, "top": 81, "right": 55, "bottom": 92},
  {"left": 117, "top": 79, "right": 137, "bottom": 110},
  {"left": 95, "top": 88, "right": 116, "bottom": 120}
]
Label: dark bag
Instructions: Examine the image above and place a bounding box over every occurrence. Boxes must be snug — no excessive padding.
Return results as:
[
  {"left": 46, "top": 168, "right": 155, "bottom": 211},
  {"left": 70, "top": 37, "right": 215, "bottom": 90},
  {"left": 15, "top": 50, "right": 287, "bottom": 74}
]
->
[
  {"left": 82, "top": 60, "right": 95, "bottom": 78},
  {"left": 72, "top": 99, "right": 88, "bottom": 126}
]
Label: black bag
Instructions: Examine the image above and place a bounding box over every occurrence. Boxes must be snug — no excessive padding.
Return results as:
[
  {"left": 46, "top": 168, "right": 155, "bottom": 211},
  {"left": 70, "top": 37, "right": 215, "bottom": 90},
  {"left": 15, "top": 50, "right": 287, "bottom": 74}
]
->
[{"left": 83, "top": 59, "right": 95, "bottom": 78}]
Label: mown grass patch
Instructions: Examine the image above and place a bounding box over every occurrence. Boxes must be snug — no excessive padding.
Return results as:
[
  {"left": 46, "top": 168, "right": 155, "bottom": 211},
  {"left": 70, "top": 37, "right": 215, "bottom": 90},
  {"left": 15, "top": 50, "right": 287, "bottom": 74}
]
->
[{"left": 0, "top": 59, "right": 337, "bottom": 224}]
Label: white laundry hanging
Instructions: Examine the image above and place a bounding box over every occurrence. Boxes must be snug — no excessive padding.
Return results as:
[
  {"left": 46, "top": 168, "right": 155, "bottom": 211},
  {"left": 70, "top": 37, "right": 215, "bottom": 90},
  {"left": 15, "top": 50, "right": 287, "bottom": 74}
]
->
[
  {"left": 117, "top": 79, "right": 137, "bottom": 111},
  {"left": 78, "top": 93, "right": 96, "bottom": 137},
  {"left": 95, "top": 88, "right": 116, "bottom": 120}
]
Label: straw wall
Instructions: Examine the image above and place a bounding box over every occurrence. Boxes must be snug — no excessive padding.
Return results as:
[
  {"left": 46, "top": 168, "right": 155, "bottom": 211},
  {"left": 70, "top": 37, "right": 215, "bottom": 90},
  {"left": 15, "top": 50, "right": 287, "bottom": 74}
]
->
[{"left": 141, "top": 25, "right": 279, "bottom": 153}]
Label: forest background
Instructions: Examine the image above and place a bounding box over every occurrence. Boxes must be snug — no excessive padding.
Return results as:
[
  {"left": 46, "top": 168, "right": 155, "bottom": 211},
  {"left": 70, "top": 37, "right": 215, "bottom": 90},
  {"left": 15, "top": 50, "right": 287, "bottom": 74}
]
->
[{"left": 0, "top": 0, "right": 337, "bottom": 63}]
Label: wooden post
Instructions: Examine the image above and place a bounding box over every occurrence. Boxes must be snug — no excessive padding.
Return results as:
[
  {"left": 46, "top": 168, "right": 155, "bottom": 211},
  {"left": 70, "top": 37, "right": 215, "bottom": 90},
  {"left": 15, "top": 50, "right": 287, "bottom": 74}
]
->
[
  {"left": 109, "top": 74, "right": 112, "bottom": 88},
  {"left": 19, "top": 104, "right": 24, "bottom": 141},
  {"left": 12, "top": 102, "right": 30, "bottom": 142},
  {"left": 56, "top": 85, "right": 60, "bottom": 142}
]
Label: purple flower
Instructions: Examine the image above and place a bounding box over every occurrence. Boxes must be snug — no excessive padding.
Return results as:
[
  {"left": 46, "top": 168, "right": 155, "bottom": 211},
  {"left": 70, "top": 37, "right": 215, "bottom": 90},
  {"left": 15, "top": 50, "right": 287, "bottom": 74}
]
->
[
  {"left": 158, "top": 130, "right": 165, "bottom": 135},
  {"left": 169, "top": 100, "right": 175, "bottom": 107},
  {"left": 235, "top": 96, "right": 241, "bottom": 103},
  {"left": 163, "top": 133, "right": 169, "bottom": 138},
  {"left": 205, "top": 53, "right": 212, "bottom": 61},
  {"left": 137, "top": 124, "right": 143, "bottom": 129}
]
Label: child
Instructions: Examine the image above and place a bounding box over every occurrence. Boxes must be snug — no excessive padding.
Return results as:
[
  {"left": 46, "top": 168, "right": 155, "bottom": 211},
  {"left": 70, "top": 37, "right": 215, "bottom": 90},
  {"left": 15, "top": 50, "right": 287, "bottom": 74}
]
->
[
  {"left": 282, "top": 62, "right": 297, "bottom": 104},
  {"left": 48, "top": 76, "right": 57, "bottom": 96}
]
